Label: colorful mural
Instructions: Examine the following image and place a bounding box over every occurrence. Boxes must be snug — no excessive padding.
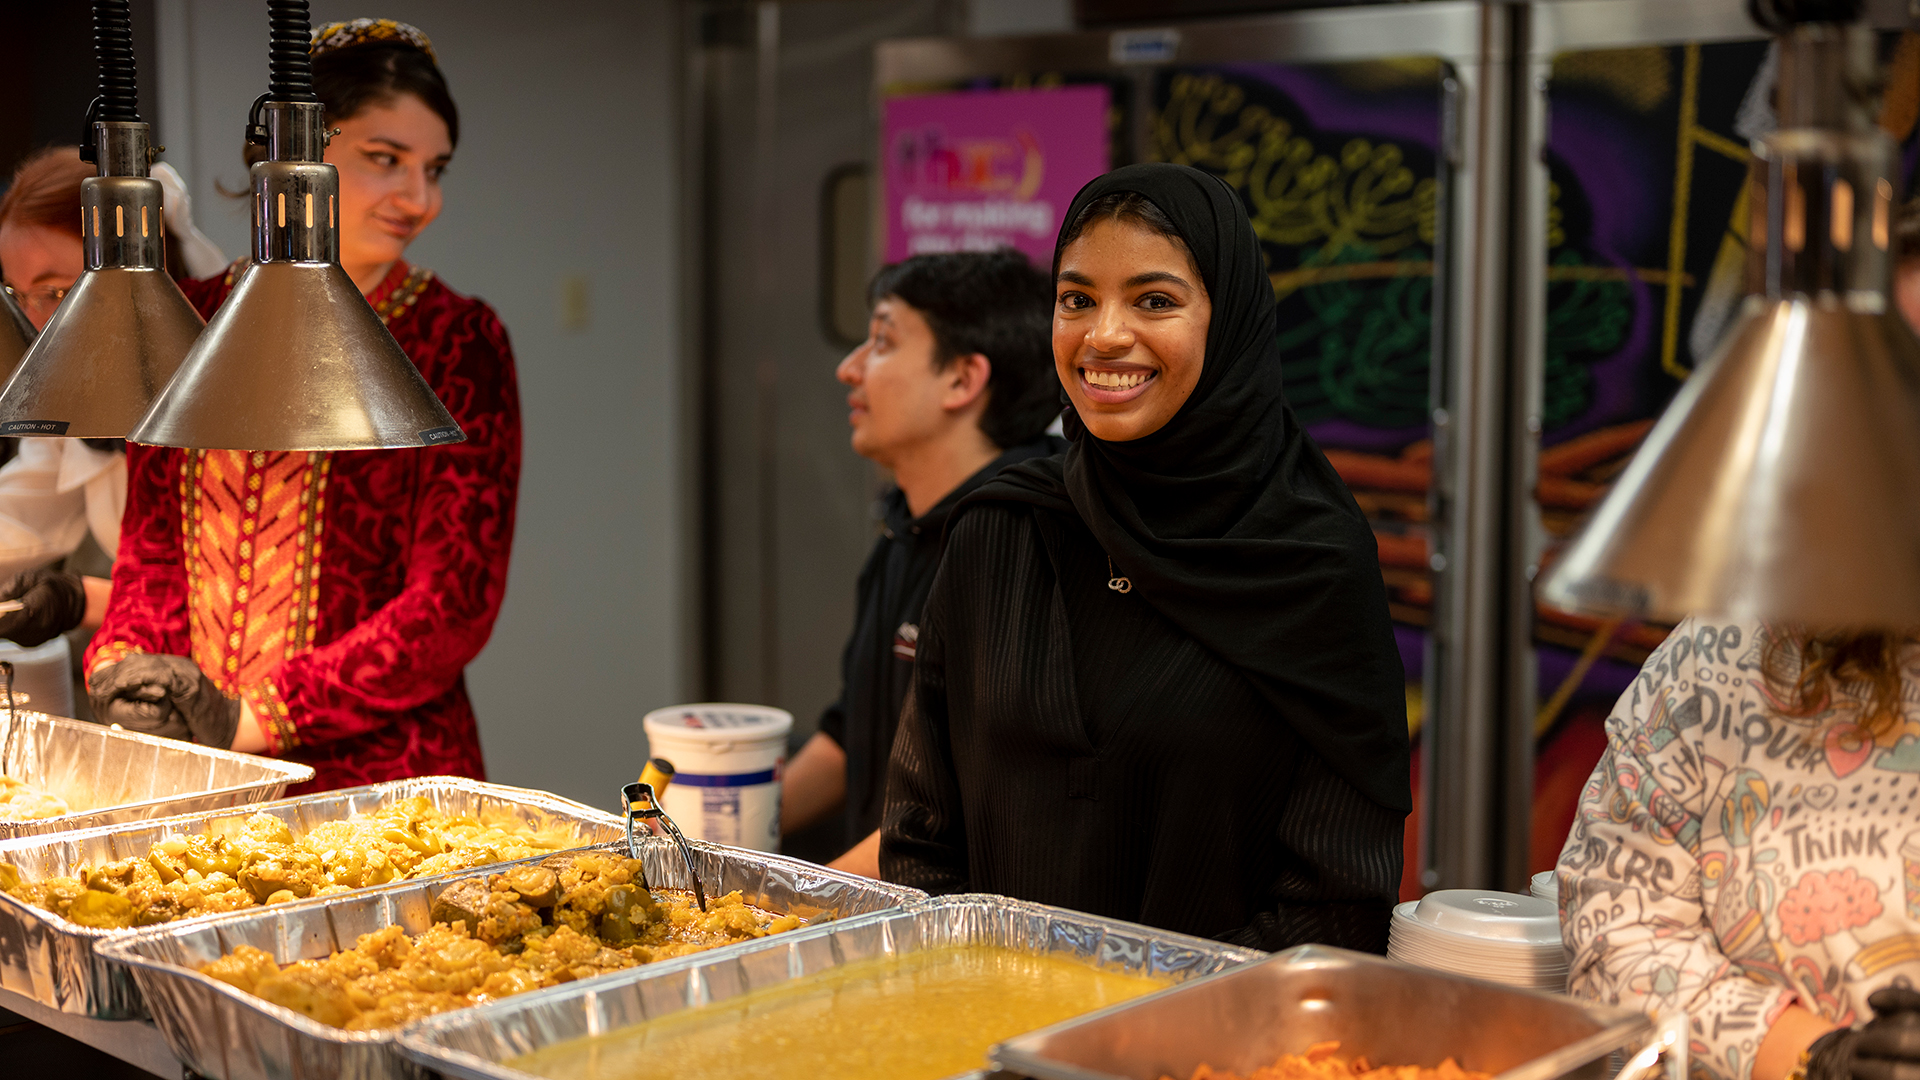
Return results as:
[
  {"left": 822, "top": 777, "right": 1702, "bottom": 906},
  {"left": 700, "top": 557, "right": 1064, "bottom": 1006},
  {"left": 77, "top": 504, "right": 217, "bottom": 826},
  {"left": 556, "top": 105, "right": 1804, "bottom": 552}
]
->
[{"left": 1532, "top": 40, "right": 1772, "bottom": 723}]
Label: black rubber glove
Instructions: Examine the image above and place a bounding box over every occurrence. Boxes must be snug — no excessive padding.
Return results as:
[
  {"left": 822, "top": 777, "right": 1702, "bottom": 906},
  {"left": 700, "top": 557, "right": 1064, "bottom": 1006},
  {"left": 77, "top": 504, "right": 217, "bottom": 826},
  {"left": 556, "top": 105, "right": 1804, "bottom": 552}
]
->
[
  {"left": 0, "top": 568, "right": 86, "bottom": 647},
  {"left": 1806, "top": 988, "right": 1920, "bottom": 1080},
  {"left": 1852, "top": 988, "right": 1920, "bottom": 1080},
  {"left": 86, "top": 654, "right": 241, "bottom": 748},
  {"left": 1810, "top": 1028, "right": 1864, "bottom": 1080}
]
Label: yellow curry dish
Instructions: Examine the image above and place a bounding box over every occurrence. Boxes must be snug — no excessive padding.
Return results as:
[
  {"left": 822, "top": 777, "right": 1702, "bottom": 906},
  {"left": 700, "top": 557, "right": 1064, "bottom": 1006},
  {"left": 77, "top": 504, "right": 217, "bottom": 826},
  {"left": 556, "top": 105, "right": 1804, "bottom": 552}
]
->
[
  {"left": 0, "top": 775, "right": 71, "bottom": 821},
  {"left": 508, "top": 944, "right": 1169, "bottom": 1080},
  {"left": 198, "top": 852, "right": 803, "bottom": 1031},
  {"left": 0, "top": 797, "right": 583, "bottom": 929}
]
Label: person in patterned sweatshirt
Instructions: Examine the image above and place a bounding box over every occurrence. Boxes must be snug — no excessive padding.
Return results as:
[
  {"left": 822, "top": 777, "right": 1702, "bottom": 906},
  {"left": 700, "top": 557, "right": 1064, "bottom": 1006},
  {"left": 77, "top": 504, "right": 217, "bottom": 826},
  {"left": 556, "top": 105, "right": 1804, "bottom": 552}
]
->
[
  {"left": 1561, "top": 619, "right": 1920, "bottom": 1080},
  {"left": 83, "top": 19, "right": 519, "bottom": 794}
]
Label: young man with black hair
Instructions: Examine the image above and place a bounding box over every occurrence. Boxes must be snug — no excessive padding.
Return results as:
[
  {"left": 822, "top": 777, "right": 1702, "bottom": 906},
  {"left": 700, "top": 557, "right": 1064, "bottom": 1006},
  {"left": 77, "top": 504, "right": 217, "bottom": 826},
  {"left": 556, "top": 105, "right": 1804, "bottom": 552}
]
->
[{"left": 782, "top": 249, "right": 1064, "bottom": 876}]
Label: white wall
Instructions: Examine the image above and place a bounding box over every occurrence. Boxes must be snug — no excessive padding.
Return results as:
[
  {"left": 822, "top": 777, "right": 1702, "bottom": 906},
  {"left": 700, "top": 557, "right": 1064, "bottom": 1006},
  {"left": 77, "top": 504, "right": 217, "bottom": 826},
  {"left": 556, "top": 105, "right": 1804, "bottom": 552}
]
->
[{"left": 154, "top": 0, "right": 685, "bottom": 815}]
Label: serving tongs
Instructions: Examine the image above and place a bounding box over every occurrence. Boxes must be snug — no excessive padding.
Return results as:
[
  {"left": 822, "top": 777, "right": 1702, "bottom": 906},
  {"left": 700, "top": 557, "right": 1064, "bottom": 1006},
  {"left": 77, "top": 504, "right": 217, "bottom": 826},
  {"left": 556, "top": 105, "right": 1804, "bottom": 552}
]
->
[
  {"left": 622, "top": 781, "right": 707, "bottom": 912},
  {"left": 0, "top": 661, "right": 18, "bottom": 776},
  {"left": 1607, "top": 1010, "right": 1688, "bottom": 1080}
]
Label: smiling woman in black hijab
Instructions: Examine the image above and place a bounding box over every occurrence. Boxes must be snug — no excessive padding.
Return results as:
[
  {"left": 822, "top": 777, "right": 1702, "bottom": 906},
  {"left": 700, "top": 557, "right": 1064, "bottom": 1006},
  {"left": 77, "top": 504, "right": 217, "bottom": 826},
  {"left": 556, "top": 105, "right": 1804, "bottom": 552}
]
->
[{"left": 879, "top": 163, "right": 1409, "bottom": 951}]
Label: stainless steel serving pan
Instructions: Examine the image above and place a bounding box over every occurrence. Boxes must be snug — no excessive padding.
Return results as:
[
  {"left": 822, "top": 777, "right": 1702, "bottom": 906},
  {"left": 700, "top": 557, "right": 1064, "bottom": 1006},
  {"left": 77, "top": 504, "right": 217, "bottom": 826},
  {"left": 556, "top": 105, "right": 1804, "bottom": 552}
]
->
[
  {"left": 0, "top": 708, "right": 313, "bottom": 840},
  {"left": 100, "top": 837, "right": 926, "bottom": 1080},
  {"left": 394, "top": 892, "right": 1266, "bottom": 1080},
  {"left": 0, "top": 776, "right": 623, "bottom": 1018},
  {"left": 992, "top": 944, "right": 1665, "bottom": 1080}
]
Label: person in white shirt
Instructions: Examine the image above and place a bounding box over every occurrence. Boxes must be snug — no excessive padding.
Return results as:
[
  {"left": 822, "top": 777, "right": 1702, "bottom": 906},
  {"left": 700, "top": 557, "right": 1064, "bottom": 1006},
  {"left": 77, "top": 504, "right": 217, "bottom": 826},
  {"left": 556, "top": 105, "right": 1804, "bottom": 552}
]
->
[
  {"left": 0, "top": 147, "right": 224, "bottom": 643},
  {"left": 0, "top": 437, "right": 125, "bottom": 581}
]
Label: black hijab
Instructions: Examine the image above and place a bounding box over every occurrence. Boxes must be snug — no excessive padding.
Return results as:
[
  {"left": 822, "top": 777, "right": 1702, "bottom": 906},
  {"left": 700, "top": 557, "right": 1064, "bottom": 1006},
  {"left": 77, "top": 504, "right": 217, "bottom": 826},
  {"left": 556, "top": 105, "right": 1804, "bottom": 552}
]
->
[{"left": 968, "top": 163, "right": 1411, "bottom": 813}]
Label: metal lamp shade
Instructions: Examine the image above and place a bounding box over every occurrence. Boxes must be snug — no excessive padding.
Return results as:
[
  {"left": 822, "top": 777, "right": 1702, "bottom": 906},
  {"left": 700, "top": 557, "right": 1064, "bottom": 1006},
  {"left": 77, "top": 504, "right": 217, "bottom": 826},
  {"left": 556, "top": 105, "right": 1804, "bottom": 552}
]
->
[
  {"left": 128, "top": 260, "right": 462, "bottom": 451},
  {"left": 1540, "top": 23, "right": 1920, "bottom": 628},
  {"left": 130, "top": 103, "right": 462, "bottom": 452},
  {"left": 0, "top": 287, "right": 31, "bottom": 387},
  {"left": 1538, "top": 297, "right": 1920, "bottom": 626},
  {"left": 0, "top": 266, "right": 203, "bottom": 438}
]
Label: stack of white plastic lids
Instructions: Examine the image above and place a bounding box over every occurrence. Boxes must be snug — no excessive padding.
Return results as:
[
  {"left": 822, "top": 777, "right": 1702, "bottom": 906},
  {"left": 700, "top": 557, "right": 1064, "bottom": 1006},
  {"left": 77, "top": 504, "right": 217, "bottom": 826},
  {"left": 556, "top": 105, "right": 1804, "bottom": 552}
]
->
[
  {"left": 1388, "top": 890, "right": 1567, "bottom": 991},
  {"left": 1530, "top": 870, "right": 1559, "bottom": 905}
]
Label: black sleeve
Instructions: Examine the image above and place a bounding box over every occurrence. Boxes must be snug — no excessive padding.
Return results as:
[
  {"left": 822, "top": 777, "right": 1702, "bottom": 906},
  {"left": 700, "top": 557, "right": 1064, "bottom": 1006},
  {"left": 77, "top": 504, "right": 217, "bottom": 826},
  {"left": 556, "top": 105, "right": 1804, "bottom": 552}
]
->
[
  {"left": 877, "top": 534, "right": 970, "bottom": 894},
  {"left": 814, "top": 710, "right": 845, "bottom": 753},
  {"left": 819, "top": 538, "right": 887, "bottom": 751},
  {"left": 1222, "top": 746, "right": 1403, "bottom": 954}
]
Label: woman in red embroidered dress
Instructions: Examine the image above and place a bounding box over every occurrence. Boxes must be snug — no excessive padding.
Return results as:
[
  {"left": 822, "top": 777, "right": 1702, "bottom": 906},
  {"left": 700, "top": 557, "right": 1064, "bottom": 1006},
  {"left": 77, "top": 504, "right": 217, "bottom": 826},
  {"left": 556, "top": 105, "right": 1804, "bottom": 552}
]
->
[{"left": 85, "top": 19, "right": 520, "bottom": 793}]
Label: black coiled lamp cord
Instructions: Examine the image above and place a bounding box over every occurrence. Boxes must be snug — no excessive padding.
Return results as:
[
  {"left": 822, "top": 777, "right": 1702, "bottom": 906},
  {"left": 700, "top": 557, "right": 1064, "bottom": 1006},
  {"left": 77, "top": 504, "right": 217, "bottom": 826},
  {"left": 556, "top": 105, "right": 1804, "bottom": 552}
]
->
[
  {"left": 92, "top": 0, "right": 140, "bottom": 122},
  {"left": 266, "top": 0, "right": 319, "bottom": 103}
]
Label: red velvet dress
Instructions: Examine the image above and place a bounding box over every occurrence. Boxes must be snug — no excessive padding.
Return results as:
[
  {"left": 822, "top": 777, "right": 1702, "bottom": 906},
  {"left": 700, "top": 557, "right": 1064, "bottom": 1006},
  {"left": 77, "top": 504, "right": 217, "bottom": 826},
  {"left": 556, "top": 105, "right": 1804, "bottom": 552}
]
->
[{"left": 86, "top": 261, "right": 522, "bottom": 794}]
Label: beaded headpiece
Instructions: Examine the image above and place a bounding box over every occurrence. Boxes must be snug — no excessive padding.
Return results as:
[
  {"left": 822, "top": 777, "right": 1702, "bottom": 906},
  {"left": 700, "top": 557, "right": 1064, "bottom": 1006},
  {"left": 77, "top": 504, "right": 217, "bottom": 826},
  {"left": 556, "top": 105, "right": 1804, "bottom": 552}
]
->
[{"left": 309, "top": 18, "right": 437, "bottom": 64}]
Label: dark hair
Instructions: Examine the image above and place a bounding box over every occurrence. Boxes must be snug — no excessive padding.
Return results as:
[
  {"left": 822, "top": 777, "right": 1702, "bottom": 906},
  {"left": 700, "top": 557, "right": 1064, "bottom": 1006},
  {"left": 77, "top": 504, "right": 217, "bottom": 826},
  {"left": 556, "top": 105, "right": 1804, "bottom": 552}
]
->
[
  {"left": 1056, "top": 190, "right": 1192, "bottom": 267},
  {"left": 867, "top": 249, "right": 1059, "bottom": 449},
  {"left": 317, "top": 43, "right": 458, "bottom": 147},
  {"left": 242, "top": 43, "right": 458, "bottom": 167}
]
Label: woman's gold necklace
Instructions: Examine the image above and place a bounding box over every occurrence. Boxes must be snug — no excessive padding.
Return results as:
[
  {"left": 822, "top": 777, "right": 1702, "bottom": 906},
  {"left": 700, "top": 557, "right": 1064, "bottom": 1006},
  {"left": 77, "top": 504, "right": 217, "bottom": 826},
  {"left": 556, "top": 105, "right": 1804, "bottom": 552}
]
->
[{"left": 1107, "top": 555, "right": 1132, "bottom": 594}]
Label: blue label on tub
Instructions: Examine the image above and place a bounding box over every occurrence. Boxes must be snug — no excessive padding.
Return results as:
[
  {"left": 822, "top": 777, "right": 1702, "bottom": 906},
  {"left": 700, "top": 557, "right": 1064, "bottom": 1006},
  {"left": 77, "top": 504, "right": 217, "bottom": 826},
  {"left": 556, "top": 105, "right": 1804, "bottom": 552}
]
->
[
  {"left": 674, "top": 769, "right": 778, "bottom": 788},
  {"left": 702, "top": 787, "right": 741, "bottom": 844}
]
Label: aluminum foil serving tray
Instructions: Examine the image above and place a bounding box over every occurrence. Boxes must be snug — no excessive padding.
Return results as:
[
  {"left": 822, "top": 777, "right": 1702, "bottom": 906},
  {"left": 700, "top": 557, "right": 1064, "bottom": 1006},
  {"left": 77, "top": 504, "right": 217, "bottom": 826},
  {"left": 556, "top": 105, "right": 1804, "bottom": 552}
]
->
[
  {"left": 396, "top": 893, "right": 1265, "bottom": 1080},
  {"left": 0, "top": 776, "right": 623, "bottom": 1019},
  {"left": 994, "top": 944, "right": 1660, "bottom": 1080},
  {"left": 0, "top": 708, "right": 313, "bottom": 840},
  {"left": 100, "top": 838, "right": 926, "bottom": 1080}
]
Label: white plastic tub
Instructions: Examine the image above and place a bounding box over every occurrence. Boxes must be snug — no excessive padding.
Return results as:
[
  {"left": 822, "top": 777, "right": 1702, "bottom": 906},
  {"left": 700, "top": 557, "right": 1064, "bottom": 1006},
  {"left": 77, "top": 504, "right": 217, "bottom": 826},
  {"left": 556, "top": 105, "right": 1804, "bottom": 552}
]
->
[{"left": 642, "top": 702, "right": 791, "bottom": 850}]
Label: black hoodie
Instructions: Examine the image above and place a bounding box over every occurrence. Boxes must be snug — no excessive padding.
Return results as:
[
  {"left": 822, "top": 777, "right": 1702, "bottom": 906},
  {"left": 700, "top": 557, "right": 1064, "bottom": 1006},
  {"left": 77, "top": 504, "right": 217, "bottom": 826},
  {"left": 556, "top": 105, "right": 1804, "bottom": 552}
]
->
[{"left": 815, "top": 434, "right": 1065, "bottom": 846}]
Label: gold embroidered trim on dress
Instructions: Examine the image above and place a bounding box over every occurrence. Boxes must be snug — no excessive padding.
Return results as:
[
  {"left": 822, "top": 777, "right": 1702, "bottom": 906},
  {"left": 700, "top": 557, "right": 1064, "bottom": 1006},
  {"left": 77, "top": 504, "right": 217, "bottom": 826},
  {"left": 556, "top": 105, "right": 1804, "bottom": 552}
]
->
[
  {"left": 184, "top": 451, "right": 328, "bottom": 695},
  {"left": 87, "top": 641, "right": 139, "bottom": 679}
]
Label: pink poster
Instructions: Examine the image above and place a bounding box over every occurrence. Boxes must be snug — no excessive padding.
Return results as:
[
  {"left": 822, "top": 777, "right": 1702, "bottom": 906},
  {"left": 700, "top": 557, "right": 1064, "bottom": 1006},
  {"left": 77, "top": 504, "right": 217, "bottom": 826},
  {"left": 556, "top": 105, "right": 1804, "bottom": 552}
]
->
[{"left": 883, "top": 85, "right": 1112, "bottom": 267}]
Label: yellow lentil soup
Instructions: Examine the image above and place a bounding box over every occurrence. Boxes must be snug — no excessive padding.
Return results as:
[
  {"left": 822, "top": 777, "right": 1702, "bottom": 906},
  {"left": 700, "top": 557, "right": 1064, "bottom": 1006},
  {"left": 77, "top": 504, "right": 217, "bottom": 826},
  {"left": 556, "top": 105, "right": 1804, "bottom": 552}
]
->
[{"left": 508, "top": 944, "right": 1169, "bottom": 1080}]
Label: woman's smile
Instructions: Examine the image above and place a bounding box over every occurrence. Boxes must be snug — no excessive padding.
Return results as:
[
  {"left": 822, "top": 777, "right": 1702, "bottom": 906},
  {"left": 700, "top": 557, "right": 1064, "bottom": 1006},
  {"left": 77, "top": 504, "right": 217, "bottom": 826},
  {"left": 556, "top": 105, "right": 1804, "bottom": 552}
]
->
[{"left": 1078, "top": 365, "right": 1158, "bottom": 402}]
